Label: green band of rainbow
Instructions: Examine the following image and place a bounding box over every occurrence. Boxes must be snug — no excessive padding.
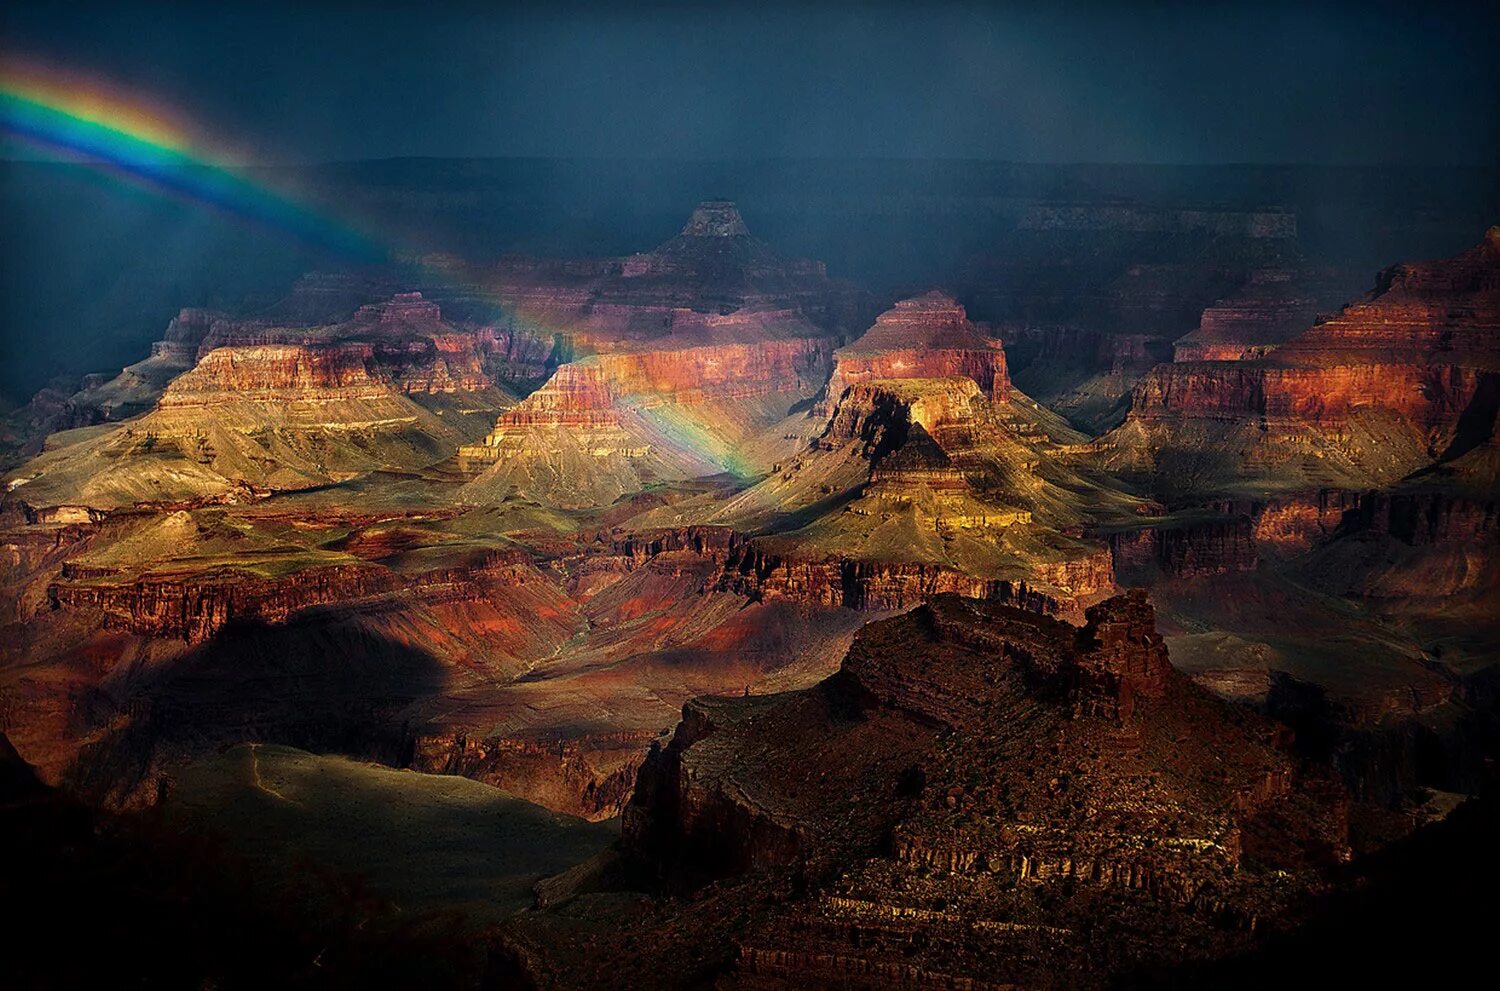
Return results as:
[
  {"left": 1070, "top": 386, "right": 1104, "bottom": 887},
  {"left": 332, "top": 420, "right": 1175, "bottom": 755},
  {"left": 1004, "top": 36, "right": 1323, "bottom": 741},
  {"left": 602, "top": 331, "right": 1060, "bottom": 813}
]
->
[{"left": 1, "top": 82, "right": 381, "bottom": 260}]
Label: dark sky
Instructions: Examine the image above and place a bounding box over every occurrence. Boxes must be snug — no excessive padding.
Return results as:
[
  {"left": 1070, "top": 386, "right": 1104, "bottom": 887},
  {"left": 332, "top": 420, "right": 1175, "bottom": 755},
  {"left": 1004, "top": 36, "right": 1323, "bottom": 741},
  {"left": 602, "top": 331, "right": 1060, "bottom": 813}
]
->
[{"left": 3, "top": 0, "right": 1499, "bottom": 166}]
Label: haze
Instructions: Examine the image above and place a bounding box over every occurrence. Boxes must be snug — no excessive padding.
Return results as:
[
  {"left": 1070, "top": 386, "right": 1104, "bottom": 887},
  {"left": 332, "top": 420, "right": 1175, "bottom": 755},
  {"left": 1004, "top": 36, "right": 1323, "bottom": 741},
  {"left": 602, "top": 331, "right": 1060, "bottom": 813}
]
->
[{"left": 4, "top": 0, "right": 1498, "bottom": 166}]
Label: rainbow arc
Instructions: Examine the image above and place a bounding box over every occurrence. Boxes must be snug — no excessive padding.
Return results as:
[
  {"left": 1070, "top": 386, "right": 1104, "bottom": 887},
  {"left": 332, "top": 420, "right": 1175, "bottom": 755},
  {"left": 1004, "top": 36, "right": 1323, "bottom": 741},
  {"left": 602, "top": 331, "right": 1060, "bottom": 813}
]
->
[{"left": 0, "top": 60, "right": 381, "bottom": 259}]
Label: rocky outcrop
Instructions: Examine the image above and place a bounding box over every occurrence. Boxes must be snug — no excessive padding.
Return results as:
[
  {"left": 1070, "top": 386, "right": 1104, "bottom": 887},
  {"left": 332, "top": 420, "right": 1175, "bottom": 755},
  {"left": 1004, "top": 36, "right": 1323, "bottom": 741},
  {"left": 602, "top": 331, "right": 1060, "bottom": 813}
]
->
[
  {"left": 455, "top": 361, "right": 657, "bottom": 507},
  {"left": 1101, "top": 230, "right": 1500, "bottom": 495},
  {"left": 606, "top": 525, "right": 1070, "bottom": 614},
  {"left": 185, "top": 292, "right": 515, "bottom": 397},
  {"left": 3, "top": 294, "right": 507, "bottom": 510},
  {"left": 1126, "top": 360, "right": 1488, "bottom": 434},
  {"left": 1104, "top": 515, "right": 1260, "bottom": 581},
  {"left": 48, "top": 564, "right": 400, "bottom": 642},
  {"left": 457, "top": 332, "right": 835, "bottom": 505},
  {"left": 720, "top": 544, "right": 1062, "bottom": 613},
  {"left": 820, "top": 378, "right": 989, "bottom": 458},
  {"left": 821, "top": 293, "right": 1009, "bottom": 413},
  {"left": 469, "top": 362, "right": 624, "bottom": 436},
  {"left": 46, "top": 549, "right": 535, "bottom": 642},
  {"left": 1104, "top": 487, "right": 1496, "bottom": 582},
  {"left": 1173, "top": 267, "right": 1360, "bottom": 362},
  {"left": 159, "top": 344, "right": 398, "bottom": 403},
  {"left": 409, "top": 728, "right": 655, "bottom": 821},
  {"left": 590, "top": 337, "right": 833, "bottom": 406},
  {"left": 624, "top": 591, "right": 1343, "bottom": 987},
  {"left": 1337, "top": 491, "right": 1497, "bottom": 546}
]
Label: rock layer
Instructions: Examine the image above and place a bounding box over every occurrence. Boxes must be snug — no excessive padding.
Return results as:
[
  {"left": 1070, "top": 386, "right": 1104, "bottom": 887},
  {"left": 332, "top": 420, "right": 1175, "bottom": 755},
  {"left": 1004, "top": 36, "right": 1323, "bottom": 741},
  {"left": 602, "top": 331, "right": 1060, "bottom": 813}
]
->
[
  {"left": 1100, "top": 229, "right": 1500, "bottom": 497},
  {"left": 820, "top": 292, "right": 1008, "bottom": 414}
]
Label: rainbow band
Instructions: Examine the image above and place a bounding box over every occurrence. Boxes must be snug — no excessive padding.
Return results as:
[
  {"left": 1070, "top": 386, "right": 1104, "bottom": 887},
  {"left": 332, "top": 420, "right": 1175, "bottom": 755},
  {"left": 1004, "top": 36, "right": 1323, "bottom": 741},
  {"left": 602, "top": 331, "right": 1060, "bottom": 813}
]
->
[{"left": 1, "top": 75, "right": 381, "bottom": 260}]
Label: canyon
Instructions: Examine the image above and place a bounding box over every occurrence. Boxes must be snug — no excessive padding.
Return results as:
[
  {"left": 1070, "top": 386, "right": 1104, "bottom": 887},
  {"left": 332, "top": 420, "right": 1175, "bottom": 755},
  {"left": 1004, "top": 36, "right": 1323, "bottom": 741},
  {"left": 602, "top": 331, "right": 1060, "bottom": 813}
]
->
[{"left": 2, "top": 187, "right": 1496, "bottom": 989}]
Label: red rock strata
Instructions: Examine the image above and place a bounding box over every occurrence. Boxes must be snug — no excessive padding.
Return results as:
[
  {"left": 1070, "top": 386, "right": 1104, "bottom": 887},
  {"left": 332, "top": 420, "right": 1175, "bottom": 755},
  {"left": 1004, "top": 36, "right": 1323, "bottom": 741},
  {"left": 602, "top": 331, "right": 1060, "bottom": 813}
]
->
[
  {"left": 591, "top": 337, "right": 834, "bottom": 405},
  {"left": 159, "top": 344, "right": 399, "bottom": 402},
  {"left": 1104, "top": 229, "right": 1500, "bottom": 491},
  {"left": 821, "top": 292, "right": 1008, "bottom": 414},
  {"left": 47, "top": 548, "right": 534, "bottom": 642},
  {"left": 482, "top": 362, "right": 622, "bottom": 431},
  {"left": 185, "top": 293, "right": 512, "bottom": 396},
  {"left": 1173, "top": 267, "right": 1360, "bottom": 362},
  {"left": 609, "top": 525, "right": 1069, "bottom": 613}
]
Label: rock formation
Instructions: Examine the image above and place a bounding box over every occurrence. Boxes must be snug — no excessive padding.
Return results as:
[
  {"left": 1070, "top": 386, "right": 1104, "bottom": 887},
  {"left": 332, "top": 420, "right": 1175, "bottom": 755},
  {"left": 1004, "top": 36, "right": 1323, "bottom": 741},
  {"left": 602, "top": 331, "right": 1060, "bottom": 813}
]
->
[
  {"left": 3, "top": 294, "right": 514, "bottom": 510},
  {"left": 1173, "top": 267, "right": 1363, "bottom": 362},
  {"left": 819, "top": 291, "right": 1008, "bottom": 414},
  {"left": 617, "top": 293, "right": 1139, "bottom": 616},
  {"left": 483, "top": 200, "right": 874, "bottom": 349},
  {"left": 609, "top": 591, "right": 1345, "bottom": 989},
  {"left": 454, "top": 204, "right": 867, "bottom": 508},
  {"left": 1099, "top": 228, "right": 1500, "bottom": 499}
]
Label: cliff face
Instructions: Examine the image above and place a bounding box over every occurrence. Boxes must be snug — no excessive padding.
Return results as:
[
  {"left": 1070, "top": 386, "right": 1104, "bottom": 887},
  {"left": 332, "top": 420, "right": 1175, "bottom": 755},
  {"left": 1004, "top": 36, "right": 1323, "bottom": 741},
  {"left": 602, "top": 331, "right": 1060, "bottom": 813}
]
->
[
  {"left": 592, "top": 336, "right": 834, "bottom": 405},
  {"left": 606, "top": 525, "right": 1068, "bottom": 614},
  {"left": 1102, "top": 486, "right": 1497, "bottom": 585},
  {"left": 614, "top": 326, "right": 1129, "bottom": 617},
  {"left": 1105, "top": 516, "right": 1260, "bottom": 581},
  {"left": 458, "top": 332, "right": 835, "bottom": 506},
  {"left": 49, "top": 564, "right": 400, "bottom": 642},
  {"left": 821, "top": 378, "right": 988, "bottom": 455},
  {"left": 46, "top": 549, "right": 537, "bottom": 642},
  {"left": 1128, "top": 360, "right": 1487, "bottom": 433},
  {"left": 623, "top": 591, "right": 1343, "bottom": 987},
  {"left": 186, "top": 292, "right": 516, "bottom": 397},
  {"left": 822, "top": 293, "right": 1009, "bottom": 413},
  {"left": 1102, "top": 230, "right": 1500, "bottom": 495},
  {"left": 475, "top": 361, "right": 624, "bottom": 432},
  {"left": 2, "top": 292, "right": 521, "bottom": 511},
  {"left": 451, "top": 206, "right": 862, "bottom": 500},
  {"left": 1173, "top": 267, "right": 1361, "bottom": 362},
  {"left": 159, "top": 344, "right": 397, "bottom": 403}
]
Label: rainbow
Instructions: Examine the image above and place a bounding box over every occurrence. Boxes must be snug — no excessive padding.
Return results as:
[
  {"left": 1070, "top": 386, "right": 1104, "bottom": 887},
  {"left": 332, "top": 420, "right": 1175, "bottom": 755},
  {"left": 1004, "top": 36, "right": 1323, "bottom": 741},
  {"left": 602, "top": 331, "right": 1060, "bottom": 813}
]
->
[{"left": 0, "top": 60, "right": 381, "bottom": 260}]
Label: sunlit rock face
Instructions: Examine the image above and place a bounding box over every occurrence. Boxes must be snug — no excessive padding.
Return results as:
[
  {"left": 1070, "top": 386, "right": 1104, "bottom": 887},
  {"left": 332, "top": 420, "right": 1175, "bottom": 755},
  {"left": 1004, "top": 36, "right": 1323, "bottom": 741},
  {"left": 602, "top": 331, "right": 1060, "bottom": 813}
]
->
[
  {"left": 456, "top": 335, "right": 839, "bottom": 509},
  {"left": 819, "top": 292, "right": 1009, "bottom": 415},
  {"left": 1173, "top": 267, "right": 1362, "bottom": 362},
  {"left": 161, "top": 344, "right": 399, "bottom": 401},
  {"left": 631, "top": 297, "right": 1130, "bottom": 619},
  {"left": 453, "top": 203, "right": 873, "bottom": 508},
  {"left": 1, "top": 292, "right": 520, "bottom": 510},
  {"left": 1099, "top": 229, "right": 1500, "bottom": 496}
]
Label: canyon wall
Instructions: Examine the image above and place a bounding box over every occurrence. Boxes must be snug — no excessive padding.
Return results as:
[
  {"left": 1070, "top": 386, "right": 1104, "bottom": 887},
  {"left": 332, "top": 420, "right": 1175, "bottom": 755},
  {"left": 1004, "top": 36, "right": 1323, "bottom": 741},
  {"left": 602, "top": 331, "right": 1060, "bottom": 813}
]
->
[{"left": 823, "top": 293, "right": 1009, "bottom": 412}]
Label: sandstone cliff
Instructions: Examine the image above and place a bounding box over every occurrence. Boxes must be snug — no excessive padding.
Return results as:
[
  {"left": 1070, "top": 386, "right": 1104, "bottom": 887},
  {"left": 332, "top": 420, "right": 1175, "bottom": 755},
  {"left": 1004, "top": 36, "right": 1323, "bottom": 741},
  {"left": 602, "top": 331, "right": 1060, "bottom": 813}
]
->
[
  {"left": 1099, "top": 229, "right": 1500, "bottom": 499},
  {"left": 819, "top": 292, "right": 1008, "bottom": 415}
]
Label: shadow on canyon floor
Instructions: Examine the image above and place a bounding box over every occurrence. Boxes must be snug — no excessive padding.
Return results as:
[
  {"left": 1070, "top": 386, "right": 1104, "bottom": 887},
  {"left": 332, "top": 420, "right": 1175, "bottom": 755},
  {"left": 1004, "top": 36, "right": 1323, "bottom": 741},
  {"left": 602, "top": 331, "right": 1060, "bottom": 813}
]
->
[
  {"left": 1, "top": 735, "right": 536, "bottom": 990},
  {"left": 66, "top": 609, "right": 454, "bottom": 807}
]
